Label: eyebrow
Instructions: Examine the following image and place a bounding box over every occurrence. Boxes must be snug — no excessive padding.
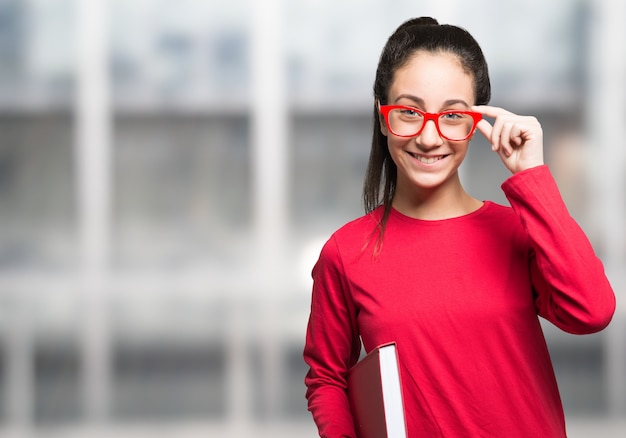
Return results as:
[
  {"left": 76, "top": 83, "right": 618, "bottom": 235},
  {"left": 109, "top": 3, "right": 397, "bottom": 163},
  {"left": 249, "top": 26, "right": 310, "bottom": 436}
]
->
[{"left": 392, "top": 94, "right": 471, "bottom": 109}]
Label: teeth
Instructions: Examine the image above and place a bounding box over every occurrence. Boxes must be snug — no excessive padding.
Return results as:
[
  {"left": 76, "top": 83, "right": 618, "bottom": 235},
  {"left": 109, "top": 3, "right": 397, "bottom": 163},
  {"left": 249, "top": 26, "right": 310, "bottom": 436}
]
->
[{"left": 416, "top": 155, "right": 442, "bottom": 164}]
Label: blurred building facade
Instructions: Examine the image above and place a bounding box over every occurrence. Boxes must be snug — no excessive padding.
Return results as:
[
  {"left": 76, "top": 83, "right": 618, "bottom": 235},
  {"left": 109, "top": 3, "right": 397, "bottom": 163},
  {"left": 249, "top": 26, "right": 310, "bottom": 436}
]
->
[{"left": 0, "top": 0, "right": 624, "bottom": 436}]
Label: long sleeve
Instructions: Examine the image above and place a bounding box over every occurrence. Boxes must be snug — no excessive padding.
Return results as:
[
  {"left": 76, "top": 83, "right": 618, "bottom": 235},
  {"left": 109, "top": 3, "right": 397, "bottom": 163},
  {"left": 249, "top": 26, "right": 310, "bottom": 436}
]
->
[
  {"left": 502, "top": 165, "right": 616, "bottom": 334},
  {"left": 303, "top": 236, "right": 362, "bottom": 437}
]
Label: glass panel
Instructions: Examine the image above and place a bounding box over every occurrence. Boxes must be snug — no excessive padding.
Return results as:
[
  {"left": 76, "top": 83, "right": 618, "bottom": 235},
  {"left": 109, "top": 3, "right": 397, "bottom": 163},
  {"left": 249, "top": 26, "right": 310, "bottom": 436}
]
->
[
  {"left": 551, "top": 342, "right": 607, "bottom": 415},
  {"left": 112, "top": 113, "right": 250, "bottom": 268},
  {"left": 110, "top": 1, "right": 252, "bottom": 269},
  {"left": 290, "top": 113, "right": 369, "bottom": 237},
  {"left": 34, "top": 343, "right": 81, "bottom": 424},
  {"left": 112, "top": 343, "right": 227, "bottom": 421},
  {"left": 0, "top": 343, "right": 5, "bottom": 421},
  {"left": 110, "top": 0, "right": 250, "bottom": 105},
  {"left": 0, "top": 0, "right": 76, "bottom": 271}
]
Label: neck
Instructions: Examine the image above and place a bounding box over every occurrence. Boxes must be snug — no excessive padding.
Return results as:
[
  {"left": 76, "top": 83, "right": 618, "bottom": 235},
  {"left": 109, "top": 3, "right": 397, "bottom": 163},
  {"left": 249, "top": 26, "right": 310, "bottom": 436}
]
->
[{"left": 392, "top": 173, "right": 482, "bottom": 220}]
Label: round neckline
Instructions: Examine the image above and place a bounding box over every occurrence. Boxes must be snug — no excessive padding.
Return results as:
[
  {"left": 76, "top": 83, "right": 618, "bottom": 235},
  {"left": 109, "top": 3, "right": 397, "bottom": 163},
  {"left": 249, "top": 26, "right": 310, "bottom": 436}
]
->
[{"left": 389, "top": 200, "right": 493, "bottom": 224}]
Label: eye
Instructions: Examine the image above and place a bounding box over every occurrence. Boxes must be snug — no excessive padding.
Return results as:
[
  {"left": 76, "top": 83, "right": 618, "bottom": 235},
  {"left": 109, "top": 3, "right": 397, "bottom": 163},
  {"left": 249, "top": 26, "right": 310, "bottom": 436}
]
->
[
  {"left": 398, "top": 108, "right": 422, "bottom": 117},
  {"left": 441, "top": 112, "right": 464, "bottom": 120}
]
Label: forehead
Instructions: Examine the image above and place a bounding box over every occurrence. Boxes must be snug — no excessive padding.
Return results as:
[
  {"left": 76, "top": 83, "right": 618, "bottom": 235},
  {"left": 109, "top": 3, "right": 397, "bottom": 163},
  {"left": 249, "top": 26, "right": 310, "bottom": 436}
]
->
[{"left": 388, "top": 51, "right": 475, "bottom": 106}]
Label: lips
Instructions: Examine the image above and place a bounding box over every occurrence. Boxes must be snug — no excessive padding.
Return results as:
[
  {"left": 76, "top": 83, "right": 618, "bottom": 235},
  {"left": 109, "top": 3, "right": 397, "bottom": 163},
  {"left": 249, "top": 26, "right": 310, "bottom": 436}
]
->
[{"left": 407, "top": 152, "right": 449, "bottom": 164}]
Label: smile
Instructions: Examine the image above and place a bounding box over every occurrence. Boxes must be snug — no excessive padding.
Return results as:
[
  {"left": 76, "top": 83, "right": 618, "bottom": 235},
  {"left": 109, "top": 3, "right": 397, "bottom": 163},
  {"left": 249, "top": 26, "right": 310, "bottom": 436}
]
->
[{"left": 407, "top": 152, "right": 449, "bottom": 164}]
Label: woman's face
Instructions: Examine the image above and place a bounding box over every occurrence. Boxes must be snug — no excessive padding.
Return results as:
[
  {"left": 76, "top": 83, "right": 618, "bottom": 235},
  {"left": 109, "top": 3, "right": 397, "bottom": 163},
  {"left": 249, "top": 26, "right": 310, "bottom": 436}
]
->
[{"left": 381, "top": 51, "right": 476, "bottom": 196}]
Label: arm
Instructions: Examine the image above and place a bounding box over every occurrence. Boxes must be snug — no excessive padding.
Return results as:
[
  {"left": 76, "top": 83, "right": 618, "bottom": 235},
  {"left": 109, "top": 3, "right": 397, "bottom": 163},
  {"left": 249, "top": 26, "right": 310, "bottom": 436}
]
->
[
  {"left": 502, "top": 165, "right": 616, "bottom": 334},
  {"left": 473, "top": 105, "right": 615, "bottom": 333},
  {"left": 304, "top": 236, "right": 362, "bottom": 437}
]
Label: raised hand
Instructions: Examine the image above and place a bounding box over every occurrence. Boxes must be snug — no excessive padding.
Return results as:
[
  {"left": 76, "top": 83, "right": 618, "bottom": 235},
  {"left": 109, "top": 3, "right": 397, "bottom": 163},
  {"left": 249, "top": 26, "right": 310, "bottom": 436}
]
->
[{"left": 472, "top": 105, "right": 544, "bottom": 174}]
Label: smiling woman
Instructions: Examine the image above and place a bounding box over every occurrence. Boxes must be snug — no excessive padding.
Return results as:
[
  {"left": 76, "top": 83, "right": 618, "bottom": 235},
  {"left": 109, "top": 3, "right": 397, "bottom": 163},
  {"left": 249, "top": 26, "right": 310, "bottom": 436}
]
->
[{"left": 303, "top": 16, "right": 616, "bottom": 438}]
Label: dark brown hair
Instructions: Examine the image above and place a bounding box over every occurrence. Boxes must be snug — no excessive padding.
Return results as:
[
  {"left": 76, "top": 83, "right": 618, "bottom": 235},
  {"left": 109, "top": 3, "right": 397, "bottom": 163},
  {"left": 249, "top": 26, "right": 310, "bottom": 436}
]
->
[{"left": 363, "top": 17, "right": 491, "bottom": 248}]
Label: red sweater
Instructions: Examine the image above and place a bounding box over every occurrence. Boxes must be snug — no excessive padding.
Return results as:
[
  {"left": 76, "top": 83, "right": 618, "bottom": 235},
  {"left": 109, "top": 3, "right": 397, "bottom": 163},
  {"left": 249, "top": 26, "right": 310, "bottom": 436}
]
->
[{"left": 303, "top": 165, "right": 615, "bottom": 437}]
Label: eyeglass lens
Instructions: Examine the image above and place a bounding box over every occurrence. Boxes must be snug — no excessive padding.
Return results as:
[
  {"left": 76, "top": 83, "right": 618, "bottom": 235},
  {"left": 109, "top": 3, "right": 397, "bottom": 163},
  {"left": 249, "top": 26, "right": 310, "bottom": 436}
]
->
[{"left": 388, "top": 109, "right": 475, "bottom": 140}]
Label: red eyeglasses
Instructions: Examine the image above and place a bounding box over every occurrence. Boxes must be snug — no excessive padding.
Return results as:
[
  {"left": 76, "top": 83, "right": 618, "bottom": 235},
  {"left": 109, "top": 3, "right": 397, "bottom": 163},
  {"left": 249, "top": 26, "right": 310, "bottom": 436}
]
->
[{"left": 379, "top": 104, "right": 482, "bottom": 141}]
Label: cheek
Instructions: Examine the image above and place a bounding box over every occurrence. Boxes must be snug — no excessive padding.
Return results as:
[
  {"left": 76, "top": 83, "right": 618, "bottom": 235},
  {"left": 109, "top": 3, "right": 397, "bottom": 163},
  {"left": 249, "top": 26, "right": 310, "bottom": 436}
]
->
[
  {"left": 387, "top": 137, "right": 409, "bottom": 160},
  {"left": 453, "top": 142, "right": 471, "bottom": 160},
  {"left": 386, "top": 136, "right": 399, "bottom": 153}
]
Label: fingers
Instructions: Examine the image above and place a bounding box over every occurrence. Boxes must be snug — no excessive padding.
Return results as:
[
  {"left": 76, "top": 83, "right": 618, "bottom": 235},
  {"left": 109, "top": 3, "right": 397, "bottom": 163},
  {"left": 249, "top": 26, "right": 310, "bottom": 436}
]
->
[
  {"left": 471, "top": 105, "right": 540, "bottom": 156},
  {"left": 473, "top": 110, "right": 511, "bottom": 155},
  {"left": 473, "top": 106, "right": 510, "bottom": 153},
  {"left": 499, "top": 120, "right": 513, "bottom": 155},
  {"left": 472, "top": 105, "right": 514, "bottom": 119},
  {"left": 475, "top": 118, "right": 492, "bottom": 139}
]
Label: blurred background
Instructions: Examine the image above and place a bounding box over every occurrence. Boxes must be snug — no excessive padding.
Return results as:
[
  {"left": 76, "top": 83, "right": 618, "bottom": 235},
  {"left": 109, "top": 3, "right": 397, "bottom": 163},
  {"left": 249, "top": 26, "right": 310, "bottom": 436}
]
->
[{"left": 0, "top": 0, "right": 624, "bottom": 437}]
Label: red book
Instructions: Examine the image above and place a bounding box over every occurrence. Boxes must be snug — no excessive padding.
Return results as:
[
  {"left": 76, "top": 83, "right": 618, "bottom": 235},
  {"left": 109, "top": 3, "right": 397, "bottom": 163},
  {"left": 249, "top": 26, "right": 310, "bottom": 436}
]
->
[{"left": 347, "top": 342, "right": 407, "bottom": 438}]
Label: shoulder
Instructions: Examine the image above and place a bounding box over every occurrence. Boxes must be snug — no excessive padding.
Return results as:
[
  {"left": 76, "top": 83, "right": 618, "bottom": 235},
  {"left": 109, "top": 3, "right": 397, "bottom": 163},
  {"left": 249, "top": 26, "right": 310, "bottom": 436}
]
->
[
  {"left": 334, "top": 208, "right": 382, "bottom": 239},
  {"left": 467, "top": 200, "right": 526, "bottom": 238},
  {"left": 482, "top": 200, "right": 515, "bottom": 218},
  {"left": 318, "top": 208, "right": 383, "bottom": 262}
]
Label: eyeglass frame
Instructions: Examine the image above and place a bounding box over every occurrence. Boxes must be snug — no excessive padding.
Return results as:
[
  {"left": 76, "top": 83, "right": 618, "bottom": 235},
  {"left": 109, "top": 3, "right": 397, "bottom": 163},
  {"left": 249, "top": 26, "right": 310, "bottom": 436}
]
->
[{"left": 378, "top": 103, "right": 483, "bottom": 141}]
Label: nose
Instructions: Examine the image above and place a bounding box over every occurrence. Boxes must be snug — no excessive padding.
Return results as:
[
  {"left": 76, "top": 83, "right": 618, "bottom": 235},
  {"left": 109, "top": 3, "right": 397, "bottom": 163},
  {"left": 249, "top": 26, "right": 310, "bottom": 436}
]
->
[{"left": 416, "top": 119, "right": 443, "bottom": 149}]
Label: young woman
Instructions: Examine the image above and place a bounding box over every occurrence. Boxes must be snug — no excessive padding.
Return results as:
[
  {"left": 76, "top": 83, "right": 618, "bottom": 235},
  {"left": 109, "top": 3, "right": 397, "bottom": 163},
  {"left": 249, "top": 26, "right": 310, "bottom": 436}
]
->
[{"left": 303, "top": 17, "right": 616, "bottom": 437}]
